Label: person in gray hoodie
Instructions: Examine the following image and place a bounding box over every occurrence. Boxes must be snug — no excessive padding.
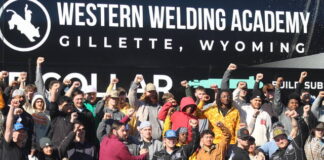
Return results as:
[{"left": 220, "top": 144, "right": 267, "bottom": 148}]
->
[{"left": 30, "top": 94, "right": 51, "bottom": 149}]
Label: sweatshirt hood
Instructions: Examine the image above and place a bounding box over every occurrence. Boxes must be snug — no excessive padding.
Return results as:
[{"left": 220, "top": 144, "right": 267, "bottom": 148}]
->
[
  {"left": 31, "top": 94, "right": 47, "bottom": 112},
  {"left": 179, "top": 97, "right": 197, "bottom": 111}
]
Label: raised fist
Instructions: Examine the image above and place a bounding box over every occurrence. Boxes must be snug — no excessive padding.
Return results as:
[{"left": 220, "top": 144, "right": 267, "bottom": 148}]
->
[
  {"left": 63, "top": 79, "right": 71, "bottom": 86},
  {"left": 71, "top": 81, "right": 81, "bottom": 88},
  {"left": 111, "top": 78, "right": 119, "bottom": 84},
  {"left": 103, "top": 112, "right": 112, "bottom": 120},
  {"left": 300, "top": 71, "right": 308, "bottom": 79},
  {"left": 256, "top": 73, "right": 264, "bottom": 82},
  {"left": 318, "top": 91, "right": 324, "bottom": 98},
  {"left": 37, "top": 57, "right": 45, "bottom": 66},
  {"left": 303, "top": 105, "right": 310, "bottom": 113},
  {"left": 127, "top": 108, "right": 135, "bottom": 117},
  {"left": 202, "top": 94, "right": 210, "bottom": 101},
  {"left": 167, "top": 107, "right": 176, "bottom": 116},
  {"left": 189, "top": 119, "right": 198, "bottom": 128},
  {"left": 276, "top": 77, "right": 284, "bottom": 87},
  {"left": 227, "top": 63, "right": 237, "bottom": 71},
  {"left": 134, "top": 74, "right": 143, "bottom": 84}
]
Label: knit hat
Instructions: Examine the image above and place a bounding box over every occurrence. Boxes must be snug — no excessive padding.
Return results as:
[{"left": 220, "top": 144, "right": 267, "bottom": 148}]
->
[
  {"left": 138, "top": 121, "right": 151, "bottom": 130},
  {"left": 145, "top": 83, "right": 156, "bottom": 92},
  {"left": 250, "top": 90, "right": 263, "bottom": 100},
  {"left": 177, "top": 127, "right": 188, "bottom": 134},
  {"left": 39, "top": 137, "right": 53, "bottom": 148},
  {"left": 12, "top": 89, "right": 24, "bottom": 97}
]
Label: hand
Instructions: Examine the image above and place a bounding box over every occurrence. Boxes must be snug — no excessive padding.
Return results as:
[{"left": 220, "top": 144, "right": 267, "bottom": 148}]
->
[
  {"left": 253, "top": 110, "right": 260, "bottom": 118},
  {"left": 63, "top": 79, "right": 71, "bottom": 86},
  {"left": 318, "top": 91, "right": 324, "bottom": 98},
  {"left": 36, "top": 57, "right": 45, "bottom": 66},
  {"left": 189, "top": 119, "right": 198, "bottom": 128},
  {"left": 14, "top": 108, "right": 23, "bottom": 115},
  {"left": 139, "top": 148, "right": 148, "bottom": 155},
  {"left": 257, "top": 152, "right": 266, "bottom": 160},
  {"left": 73, "top": 123, "right": 81, "bottom": 133},
  {"left": 71, "top": 81, "right": 81, "bottom": 88},
  {"left": 216, "top": 121, "right": 224, "bottom": 128},
  {"left": 0, "top": 71, "right": 9, "bottom": 79},
  {"left": 111, "top": 78, "right": 119, "bottom": 84},
  {"left": 210, "top": 84, "right": 218, "bottom": 91},
  {"left": 202, "top": 94, "right": 210, "bottom": 101},
  {"left": 285, "top": 110, "right": 299, "bottom": 118},
  {"left": 19, "top": 72, "right": 27, "bottom": 82},
  {"left": 29, "top": 149, "right": 36, "bottom": 157},
  {"left": 303, "top": 105, "right": 310, "bottom": 113},
  {"left": 103, "top": 113, "right": 112, "bottom": 120},
  {"left": 134, "top": 74, "right": 143, "bottom": 84},
  {"left": 256, "top": 73, "right": 264, "bottom": 82},
  {"left": 276, "top": 77, "right": 284, "bottom": 88},
  {"left": 10, "top": 98, "right": 20, "bottom": 108},
  {"left": 180, "top": 80, "right": 189, "bottom": 88},
  {"left": 227, "top": 63, "right": 237, "bottom": 71},
  {"left": 9, "top": 80, "right": 19, "bottom": 87},
  {"left": 300, "top": 71, "right": 308, "bottom": 79},
  {"left": 127, "top": 108, "right": 135, "bottom": 117},
  {"left": 70, "top": 112, "right": 78, "bottom": 123},
  {"left": 238, "top": 82, "right": 247, "bottom": 89},
  {"left": 167, "top": 107, "right": 176, "bottom": 116}
]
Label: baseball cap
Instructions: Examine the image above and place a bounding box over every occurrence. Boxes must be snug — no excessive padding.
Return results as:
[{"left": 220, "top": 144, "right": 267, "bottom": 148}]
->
[
  {"left": 83, "top": 85, "right": 97, "bottom": 94},
  {"left": 272, "top": 127, "right": 286, "bottom": 138},
  {"left": 164, "top": 130, "right": 177, "bottom": 138},
  {"left": 13, "top": 122, "right": 26, "bottom": 131},
  {"left": 108, "top": 90, "right": 119, "bottom": 98},
  {"left": 12, "top": 89, "right": 25, "bottom": 97},
  {"left": 145, "top": 83, "right": 156, "bottom": 92},
  {"left": 39, "top": 137, "right": 53, "bottom": 148},
  {"left": 316, "top": 122, "right": 324, "bottom": 130},
  {"left": 237, "top": 128, "right": 251, "bottom": 140}
]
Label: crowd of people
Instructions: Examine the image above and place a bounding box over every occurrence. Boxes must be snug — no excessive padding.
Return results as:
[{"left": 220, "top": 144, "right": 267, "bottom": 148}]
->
[{"left": 0, "top": 57, "right": 323, "bottom": 160}]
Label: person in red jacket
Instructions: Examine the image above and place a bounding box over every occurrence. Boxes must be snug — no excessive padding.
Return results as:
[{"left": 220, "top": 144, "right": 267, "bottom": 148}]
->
[
  {"left": 158, "top": 97, "right": 198, "bottom": 142},
  {"left": 99, "top": 120, "right": 148, "bottom": 160}
]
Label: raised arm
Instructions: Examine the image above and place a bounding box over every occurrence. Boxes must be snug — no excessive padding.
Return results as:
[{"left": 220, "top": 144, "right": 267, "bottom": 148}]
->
[
  {"left": 35, "top": 57, "right": 47, "bottom": 97},
  {"left": 4, "top": 98, "right": 20, "bottom": 143},
  {"left": 65, "top": 81, "right": 80, "bottom": 97},
  {"left": 180, "top": 80, "right": 194, "bottom": 98},
  {"left": 182, "top": 119, "right": 200, "bottom": 156},
  {"left": 128, "top": 75, "right": 143, "bottom": 108},
  {"left": 253, "top": 73, "right": 263, "bottom": 93},
  {"left": 311, "top": 91, "right": 324, "bottom": 119},
  {"left": 295, "top": 71, "right": 307, "bottom": 95},
  {"left": 221, "top": 63, "right": 237, "bottom": 90},
  {"left": 273, "top": 77, "right": 284, "bottom": 115}
]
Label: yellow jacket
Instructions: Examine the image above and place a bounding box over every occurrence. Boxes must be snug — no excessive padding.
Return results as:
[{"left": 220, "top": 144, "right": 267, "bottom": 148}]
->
[
  {"left": 196, "top": 104, "right": 240, "bottom": 144},
  {"left": 119, "top": 102, "right": 138, "bottom": 136},
  {"left": 0, "top": 90, "right": 5, "bottom": 110}
]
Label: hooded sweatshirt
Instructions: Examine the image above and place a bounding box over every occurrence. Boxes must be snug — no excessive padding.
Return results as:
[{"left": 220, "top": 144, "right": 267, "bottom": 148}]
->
[
  {"left": 31, "top": 94, "right": 51, "bottom": 147},
  {"left": 170, "top": 97, "right": 198, "bottom": 142}
]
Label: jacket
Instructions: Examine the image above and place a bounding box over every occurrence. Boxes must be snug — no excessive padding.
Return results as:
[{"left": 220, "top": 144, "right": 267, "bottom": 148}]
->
[
  {"left": 196, "top": 125, "right": 231, "bottom": 160},
  {"left": 196, "top": 105, "right": 240, "bottom": 144},
  {"left": 99, "top": 134, "right": 148, "bottom": 160},
  {"left": 128, "top": 82, "right": 162, "bottom": 140},
  {"left": 152, "top": 127, "right": 200, "bottom": 160},
  {"left": 138, "top": 138, "right": 163, "bottom": 160},
  {"left": 159, "top": 97, "right": 198, "bottom": 142},
  {"left": 270, "top": 117, "right": 309, "bottom": 160}
]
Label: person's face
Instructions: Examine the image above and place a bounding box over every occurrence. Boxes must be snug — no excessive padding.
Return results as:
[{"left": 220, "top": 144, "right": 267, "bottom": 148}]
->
[
  {"left": 35, "top": 98, "right": 44, "bottom": 111},
  {"left": 85, "top": 92, "right": 97, "bottom": 104},
  {"left": 145, "top": 90, "right": 156, "bottom": 98},
  {"left": 119, "top": 94, "right": 127, "bottom": 103},
  {"left": 220, "top": 92, "right": 231, "bottom": 105},
  {"left": 115, "top": 125, "right": 127, "bottom": 141},
  {"left": 178, "top": 132, "right": 188, "bottom": 144},
  {"left": 42, "top": 146, "right": 54, "bottom": 156},
  {"left": 287, "top": 99, "right": 299, "bottom": 110},
  {"left": 301, "top": 92, "right": 310, "bottom": 103},
  {"left": 26, "top": 91, "right": 35, "bottom": 101},
  {"left": 75, "top": 124, "right": 86, "bottom": 138},
  {"left": 12, "top": 130, "right": 27, "bottom": 143},
  {"left": 195, "top": 90, "right": 205, "bottom": 100},
  {"left": 167, "top": 98, "right": 177, "bottom": 106},
  {"left": 140, "top": 127, "right": 152, "bottom": 140},
  {"left": 108, "top": 97, "right": 119, "bottom": 107},
  {"left": 184, "top": 105, "right": 195, "bottom": 114},
  {"left": 164, "top": 137, "right": 177, "bottom": 148},
  {"left": 264, "top": 90, "right": 274, "bottom": 100},
  {"left": 274, "top": 134, "right": 289, "bottom": 149},
  {"left": 239, "top": 89, "right": 248, "bottom": 98},
  {"left": 238, "top": 138, "right": 250, "bottom": 149},
  {"left": 315, "top": 129, "right": 324, "bottom": 138},
  {"left": 73, "top": 94, "right": 84, "bottom": 108},
  {"left": 50, "top": 83, "right": 60, "bottom": 90},
  {"left": 248, "top": 143, "right": 256, "bottom": 153},
  {"left": 250, "top": 97, "right": 262, "bottom": 109},
  {"left": 202, "top": 134, "right": 214, "bottom": 147}
]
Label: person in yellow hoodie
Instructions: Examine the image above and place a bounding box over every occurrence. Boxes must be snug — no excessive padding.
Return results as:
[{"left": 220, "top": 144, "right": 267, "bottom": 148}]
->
[{"left": 196, "top": 89, "right": 240, "bottom": 144}]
